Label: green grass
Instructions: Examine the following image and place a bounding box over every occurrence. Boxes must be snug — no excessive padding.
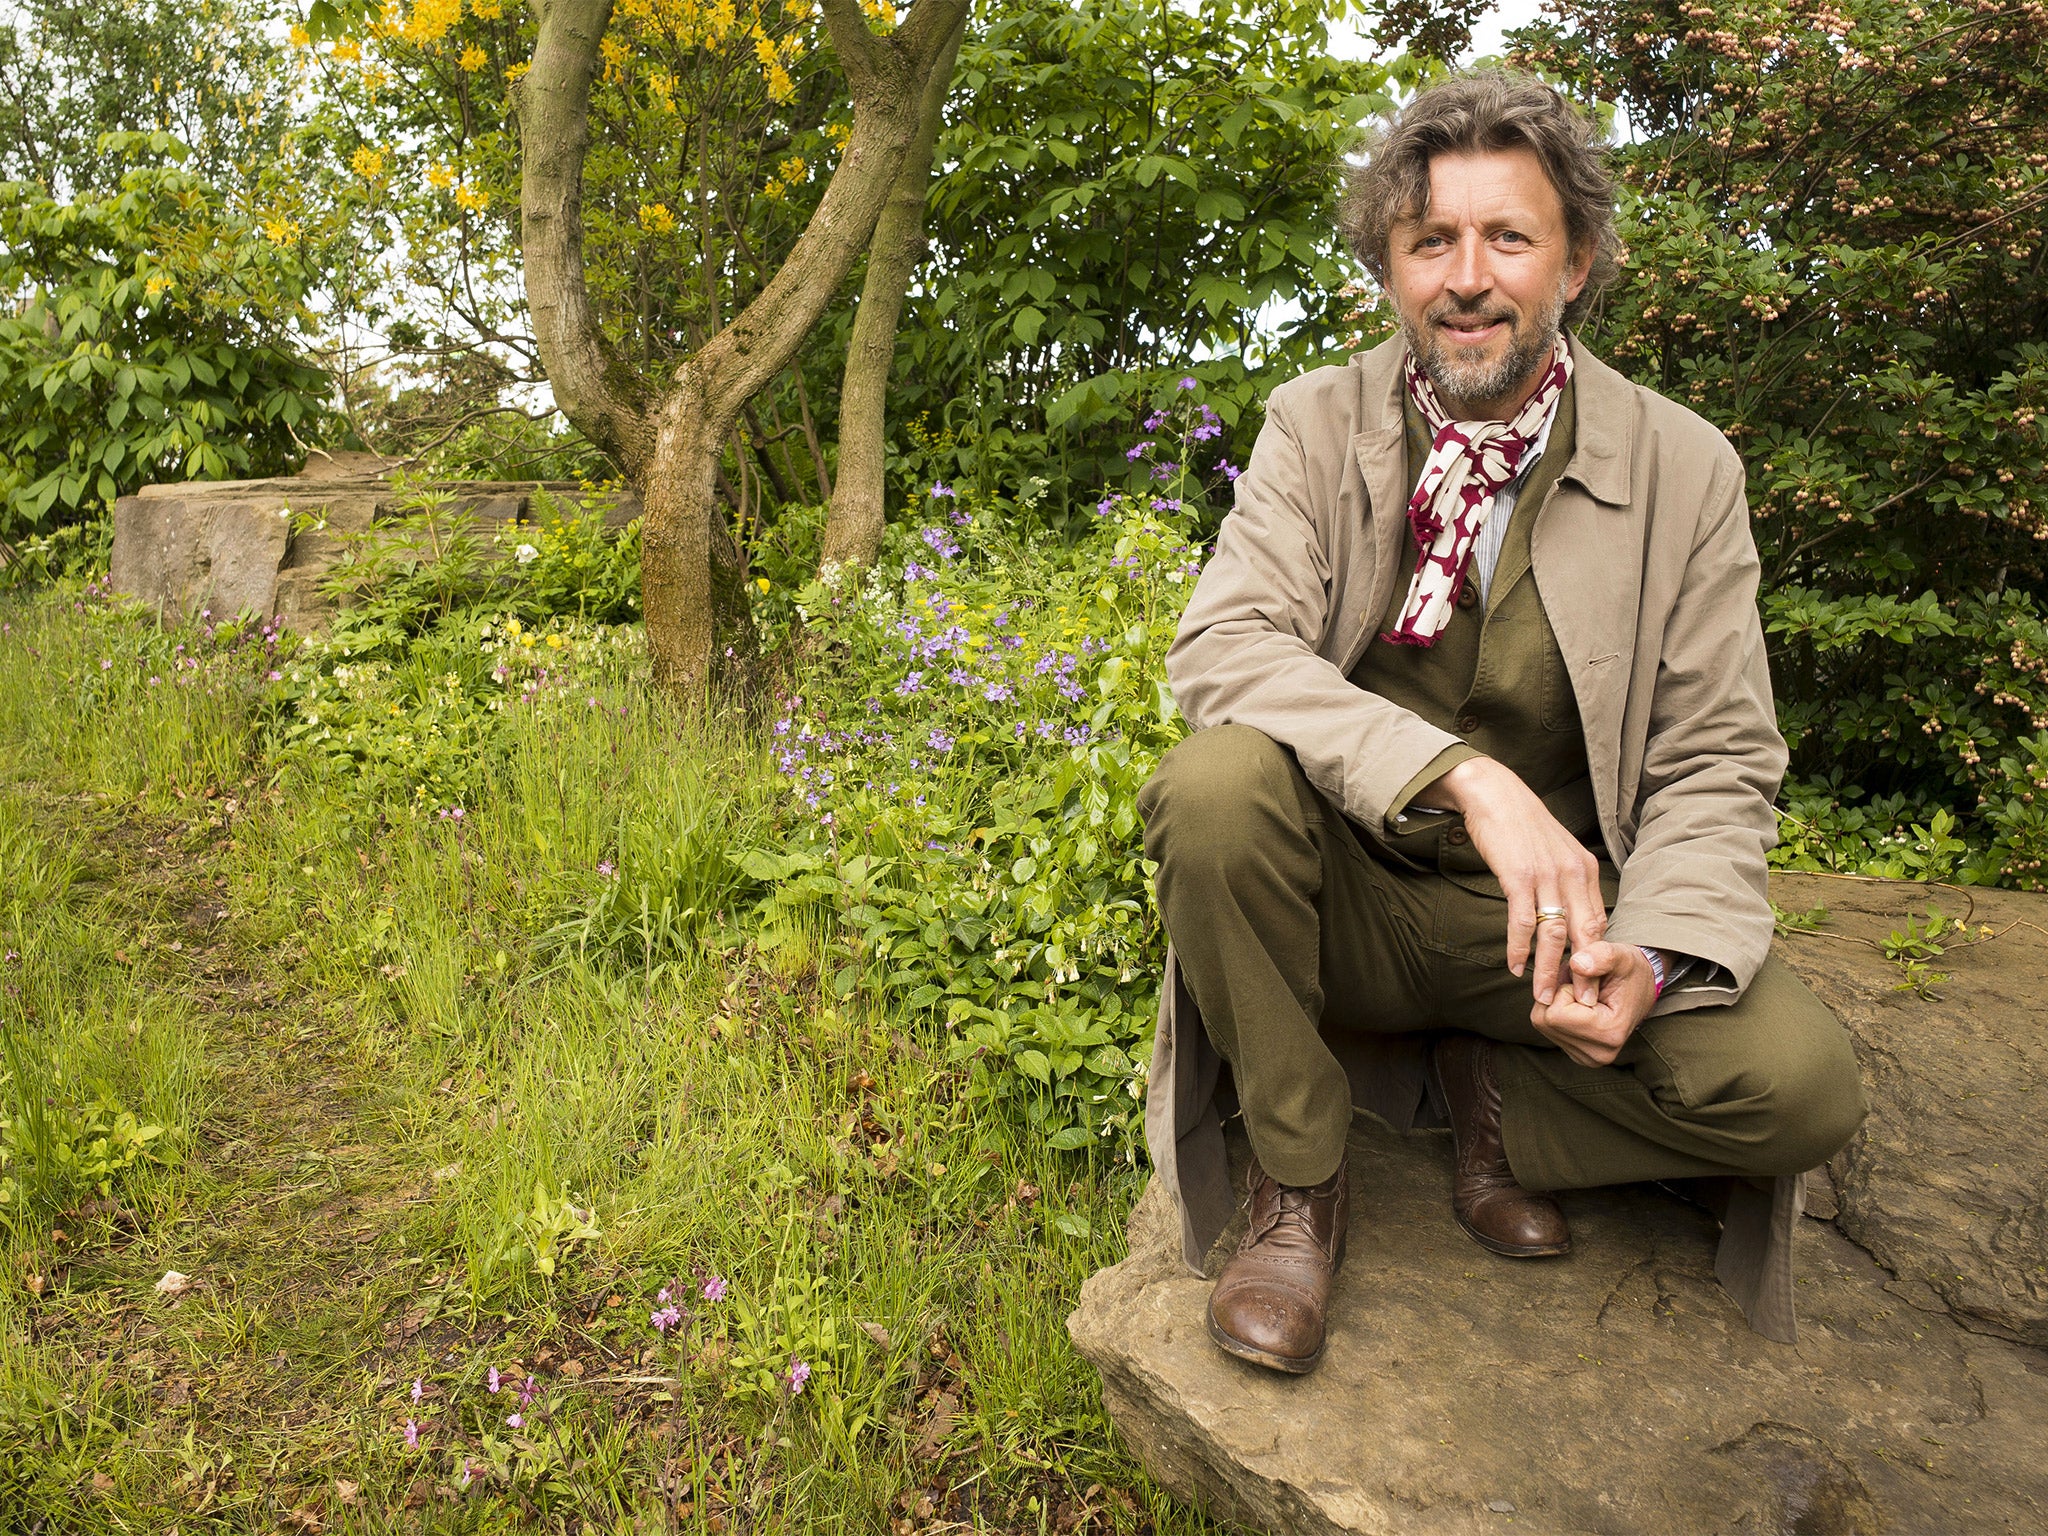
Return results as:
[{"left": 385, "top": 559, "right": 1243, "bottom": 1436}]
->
[{"left": 0, "top": 588, "right": 1231, "bottom": 1533}]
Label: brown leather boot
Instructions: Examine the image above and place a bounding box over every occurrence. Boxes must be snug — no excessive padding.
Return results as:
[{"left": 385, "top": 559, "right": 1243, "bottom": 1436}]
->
[
  {"left": 1430, "top": 1031, "right": 1570, "bottom": 1257},
  {"left": 1205, "top": 1156, "right": 1349, "bottom": 1374}
]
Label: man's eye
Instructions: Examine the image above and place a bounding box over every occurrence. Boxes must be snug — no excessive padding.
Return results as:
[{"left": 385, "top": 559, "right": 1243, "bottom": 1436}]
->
[{"left": 1496, "top": 231, "right": 1529, "bottom": 245}]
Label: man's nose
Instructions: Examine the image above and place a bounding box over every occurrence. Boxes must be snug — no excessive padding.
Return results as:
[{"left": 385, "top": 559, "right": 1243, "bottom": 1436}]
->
[{"left": 1444, "top": 233, "right": 1492, "bottom": 300}]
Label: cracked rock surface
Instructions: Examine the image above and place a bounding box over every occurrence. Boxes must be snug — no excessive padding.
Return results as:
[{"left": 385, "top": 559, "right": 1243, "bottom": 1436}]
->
[{"left": 1070, "top": 875, "right": 2048, "bottom": 1535}]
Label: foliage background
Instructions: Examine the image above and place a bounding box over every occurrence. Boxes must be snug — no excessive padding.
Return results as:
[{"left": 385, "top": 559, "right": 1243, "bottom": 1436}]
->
[{"left": 0, "top": 0, "right": 2043, "bottom": 880}]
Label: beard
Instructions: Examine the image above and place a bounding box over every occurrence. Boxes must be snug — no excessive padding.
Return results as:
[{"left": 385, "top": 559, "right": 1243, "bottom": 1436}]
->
[{"left": 1399, "top": 275, "right": 1570, "bottom": 416}]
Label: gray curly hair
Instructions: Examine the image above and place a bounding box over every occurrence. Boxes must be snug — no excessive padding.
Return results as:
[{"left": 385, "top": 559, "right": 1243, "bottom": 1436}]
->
[{"left": 1338, "top": 70, "right": 1622, "bottom": 328}]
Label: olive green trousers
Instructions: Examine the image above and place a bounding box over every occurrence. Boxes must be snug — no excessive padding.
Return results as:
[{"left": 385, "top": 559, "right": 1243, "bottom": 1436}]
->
[{"left": 1139, "top": 725, "right": 1867, "bottom": 1192}]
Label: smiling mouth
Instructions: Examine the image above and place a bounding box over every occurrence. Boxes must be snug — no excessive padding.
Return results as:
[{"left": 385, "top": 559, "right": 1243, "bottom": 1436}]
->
[{"left": 1436, "top": 314, "right": 1514, "bottom": 340}]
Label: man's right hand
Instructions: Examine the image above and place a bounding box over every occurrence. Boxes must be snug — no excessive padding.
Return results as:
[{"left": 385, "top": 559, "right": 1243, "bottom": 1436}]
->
[{"left": 1410, "top": 756, "right": 1605, "bottom": 1006}]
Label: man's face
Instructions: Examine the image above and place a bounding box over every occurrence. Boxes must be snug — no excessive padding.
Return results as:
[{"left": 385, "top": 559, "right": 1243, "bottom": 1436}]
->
[{"left": 1386, "top": 147, "right": 1594, "bottom": 418}]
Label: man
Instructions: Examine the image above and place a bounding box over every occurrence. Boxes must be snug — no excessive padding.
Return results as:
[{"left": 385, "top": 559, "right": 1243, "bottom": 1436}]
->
[{"left": 1137, "top": 71, "right": 1866, "bottom": 1374}]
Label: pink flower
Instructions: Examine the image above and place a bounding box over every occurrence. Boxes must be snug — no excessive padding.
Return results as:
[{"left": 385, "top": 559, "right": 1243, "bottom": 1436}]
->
[
  {"left": 410, "top": 1378, "right": 423, "bottom": 1405},
  {"left": 402, "top": 1419, "right": 421, "bottom": 1449},
  {"left": 487, "top": 1366, "right": 501, "bottom": 1393},
  {"left": 652, "top": 1304, "right": 682, "bottom": 1332},
  {"left": 506, "top": 1412, "right": 523, "bottom": 1429},
  {"left": 785, "top": 1358, "right": 811, "bottom": 1395},
  {"left": 701, "top": 1275, "right": 727, "bottom": 1302}
]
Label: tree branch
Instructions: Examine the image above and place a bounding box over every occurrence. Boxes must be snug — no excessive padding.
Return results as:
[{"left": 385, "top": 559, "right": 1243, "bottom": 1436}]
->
[
  {"left": 690, "top": 0, "right": 971, "bottom": 421},
  {"left": 516, "top": 0, "right": 654, "bottom": 473}
]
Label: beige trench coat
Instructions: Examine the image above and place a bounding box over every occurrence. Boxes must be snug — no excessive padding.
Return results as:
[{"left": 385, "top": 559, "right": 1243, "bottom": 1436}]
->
[{"left": 1148, "top": 333, "right": 1807, "bottom": 1342}]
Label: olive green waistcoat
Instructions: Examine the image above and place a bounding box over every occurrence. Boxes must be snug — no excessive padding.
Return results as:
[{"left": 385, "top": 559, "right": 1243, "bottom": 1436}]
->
[{"left": 1348, "top": 379, "right": 1600, "bottom": 878}]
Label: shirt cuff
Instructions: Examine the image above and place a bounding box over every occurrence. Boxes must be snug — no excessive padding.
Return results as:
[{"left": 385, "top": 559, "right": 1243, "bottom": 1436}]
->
[{"left": 1384, "top": 743, "right": 1483, "bottom": 829}]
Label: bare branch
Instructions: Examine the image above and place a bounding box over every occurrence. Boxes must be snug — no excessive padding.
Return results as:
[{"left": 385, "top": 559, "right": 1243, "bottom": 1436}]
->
[{"left": 517, "top": 0, "right": 655, "bottom": 472}]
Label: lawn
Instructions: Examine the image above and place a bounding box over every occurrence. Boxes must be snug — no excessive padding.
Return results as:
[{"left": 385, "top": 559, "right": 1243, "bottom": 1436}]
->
[{"left": 0, "top": 580, "right": 1223, "bottom": 1534}]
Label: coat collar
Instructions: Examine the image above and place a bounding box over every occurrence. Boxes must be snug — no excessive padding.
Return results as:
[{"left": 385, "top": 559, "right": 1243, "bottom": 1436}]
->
[{"left": 1348, "top": 330, "right": 1634, "bottom": 507}]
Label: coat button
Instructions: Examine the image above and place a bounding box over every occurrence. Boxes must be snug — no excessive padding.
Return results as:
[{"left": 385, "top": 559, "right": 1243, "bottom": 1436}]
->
[
  {"left": 1455, "top": 713, "right": 1480, "bottom": 734},
  {"left": 1447, "top": 827, "right": 1470, "bottom": 846},
  {"left": 1456, "top": 581, "right": 1478, "bottom": 610}
]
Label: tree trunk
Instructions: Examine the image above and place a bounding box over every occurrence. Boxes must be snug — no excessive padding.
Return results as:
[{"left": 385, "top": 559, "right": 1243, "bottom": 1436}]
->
[
  {"left": 820, "top": 14, "right": 966, "bottom": 572},
  {"left": 640, "top": 364, "right": 759, "bottom": 698}
]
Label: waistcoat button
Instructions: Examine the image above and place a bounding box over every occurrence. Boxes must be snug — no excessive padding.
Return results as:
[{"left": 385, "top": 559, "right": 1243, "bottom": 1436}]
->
[
  {"left": 1455, "top": 712, "right": 1480, "bottom": 734},
  {"left": 1447, "top": 827, "right": 1470, "bottom": 846},
  {"left": 1456, "top": 580, "right": 1478, "bottom": 610}
]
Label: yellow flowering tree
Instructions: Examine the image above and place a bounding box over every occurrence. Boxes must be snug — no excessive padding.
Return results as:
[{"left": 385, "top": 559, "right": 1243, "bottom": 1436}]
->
[{"left": 517, "top": 0, "right": 970, "bottom": 696}]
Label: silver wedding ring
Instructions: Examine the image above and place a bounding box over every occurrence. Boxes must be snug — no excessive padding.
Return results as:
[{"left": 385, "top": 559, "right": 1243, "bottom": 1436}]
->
[{"left": 1534, "top": 906, "right": 1569, "bottom": 925}]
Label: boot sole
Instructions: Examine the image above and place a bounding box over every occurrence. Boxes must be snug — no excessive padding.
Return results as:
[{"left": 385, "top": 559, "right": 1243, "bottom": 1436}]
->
[
  {"left": 1455, "top": 1210, "right": 1570, "bottom": 1259},
  {"left": 1206, "top": 1312, "right": 1326, "bottom": 1375}
]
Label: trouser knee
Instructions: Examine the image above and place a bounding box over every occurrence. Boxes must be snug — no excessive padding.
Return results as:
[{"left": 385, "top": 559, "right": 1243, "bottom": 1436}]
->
[
  {"left": 1711, "top": 1026, "right": 1867, "bottom": 1177},
  {"left": 1139, "top": 724, "right": 1311, "bottom": 877}
]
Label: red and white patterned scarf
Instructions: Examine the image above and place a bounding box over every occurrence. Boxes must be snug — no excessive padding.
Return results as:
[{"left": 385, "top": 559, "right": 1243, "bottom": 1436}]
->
[{"left": 1381, "top": 337, "right": 1574, "bottom": 647}]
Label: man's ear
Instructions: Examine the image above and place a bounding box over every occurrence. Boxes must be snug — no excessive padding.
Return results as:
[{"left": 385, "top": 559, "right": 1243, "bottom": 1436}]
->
[{"left": 1563, "top": 238, "right": 1597, "bottom": 304}]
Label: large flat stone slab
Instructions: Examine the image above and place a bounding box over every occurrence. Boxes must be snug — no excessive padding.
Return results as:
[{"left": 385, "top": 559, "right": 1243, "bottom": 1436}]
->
[
  {"left": 1073, "top": 875, "right": 2048, "bottom": 1535},
  {"left": 1074, "top": 1130, "right": 2048, "bottom": 1534},
  {"left": 1771, "top": 874, "right": 2048, "bottom": 1347},
  {"left": 110, "top": 471, "right": 640, "bottom": 632}
]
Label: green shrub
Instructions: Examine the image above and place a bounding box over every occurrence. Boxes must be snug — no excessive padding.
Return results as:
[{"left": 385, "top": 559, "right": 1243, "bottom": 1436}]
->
[
  {"left": 738, "top": 459, "right": 1207, "bottom": 1157},
  {"left": 0, "top": 134, "right": 330, "bottom": 539}
]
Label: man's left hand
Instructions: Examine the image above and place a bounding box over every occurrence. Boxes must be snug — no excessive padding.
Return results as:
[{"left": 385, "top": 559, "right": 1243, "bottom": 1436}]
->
[{"left": 1529, "top": 942, "right": 1658, "bottom": 1067}]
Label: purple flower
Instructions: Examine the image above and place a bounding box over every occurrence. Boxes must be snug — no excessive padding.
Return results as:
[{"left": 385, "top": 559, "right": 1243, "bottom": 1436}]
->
[
  {"left": 1143, "top": 410, "right": 1167, "bottom": 431},
  {"left": 702, "top": 1275, "right": 727, "bottom": 1302},
  {"left": 1094, "top": 498, "right": 1115, "bottom": 517},
  {"left": 1151, "top": 462, "right": 1179, "bottom": 481},
  {"left": 1218, "top": 460, "right": 1242, "bottom": 482},
  {"left": 785, "top": 1358, "right": 812, "bottom": 1395},
  {"left": 402, "top": 1419, "right": 421, "bottom": 1449},
  {"left": 488, "top": 1367, "right": 501, "bottom": 1394},
  {"left": 895, "top": 672, "right": 924, "bottom": 697},
  {"left": 506, "top": 1412, "right": 523, "bottom": 1429},
  {"left": 921, "top": 526, "right": 961, "bottom": 561},
  {"left": 1150, "top": 497, "right": 1184, "bottom": 512},
  {"left": 1126, "top": 441, "right": 1152, "bottom": 461},
  {"left": 99, "top": 658, "right": 111, "bottom": 670},
  {"left": 929, "top": 481, "right": 955, "bottom": 497},
  {"left": 947, "top": 667, "right": 973, "bottom": 687},
  {"left": 598, "top": 860, "right": 615, "bottom": 877},
  {"left": 928, "top": 729, "right": 955, "bottom": 753},
  {"left": 1178, "top": 375, "right": 1198, "bottom": 391},
  {"left": 652, "top": 1303, "right": 683, "bottom": 1332},
  {"left": 411, "top": 1378, "right": 424, "bottom": 1405},
  {"left": 983, "top": 681, "right": 1013, "bottom": 703},
  {"left": 267, "top": 669, "right": 282, "bottom": 681}
]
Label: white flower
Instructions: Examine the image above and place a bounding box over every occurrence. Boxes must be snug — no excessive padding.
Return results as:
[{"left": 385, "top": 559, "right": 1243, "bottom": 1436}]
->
[{"left": 515, "top": 544, "right": 540, "bottom": 565}]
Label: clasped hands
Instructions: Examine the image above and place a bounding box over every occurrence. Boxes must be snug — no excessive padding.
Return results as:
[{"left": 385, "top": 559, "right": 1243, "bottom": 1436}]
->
[{"left": 1410, "top": 756, "right": 1658, "bottom": 1068}]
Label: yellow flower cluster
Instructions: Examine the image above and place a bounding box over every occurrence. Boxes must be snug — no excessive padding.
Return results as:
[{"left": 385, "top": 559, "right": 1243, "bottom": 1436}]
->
[
  {"left": 332, "top": 38, "right": 363, "bottom": 61},
  {"left": 400, "top": 0, "right": 463, "bottom": 46},
  {"left": 453, "top": 184, "right": 489, "bottom": 211},
  {"left": 459, "top": 43, "right": 487, "bottom": 70},
  {"left": 351, "top": 145, "right": 386, "bottom": 180},
  {"left": 777, "top": 154, "right": 806, "bottom": 183},
  {"left": 288, "top": 22, "right": 311, "bottom": 46},
  {"left": 262, "top": 215, "right": 301, "bottom": 245},
  {"left": 638, "top": 201, "right": 677, "bottom": 233},
  {"left": 427, "top": 163, "right": 455, "bottom": 188},
  {"left": 472, "top": 0, "right": 501, "bottom": 15},
  {"left": 825, "top": 121, "right": 851, "bottom": 150},
  {"left": 858, "top": 0, "right": 893, "bottom": 23},
  {"left": 504, "top": 60, "right": 529, "bottom": 82}
]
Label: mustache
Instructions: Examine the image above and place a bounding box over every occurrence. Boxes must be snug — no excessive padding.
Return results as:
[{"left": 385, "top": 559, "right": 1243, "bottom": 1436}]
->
[{"left": 1428, "top": 306, "right": 1518, "bottom": 330}]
